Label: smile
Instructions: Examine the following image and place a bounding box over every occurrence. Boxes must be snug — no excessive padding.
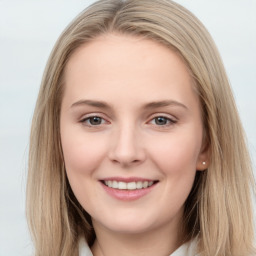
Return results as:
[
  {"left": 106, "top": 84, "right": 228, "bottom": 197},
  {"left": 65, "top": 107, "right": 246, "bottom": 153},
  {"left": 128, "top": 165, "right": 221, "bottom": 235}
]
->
[
  {"left": 103, "top": 180, "right": 155, "bottom": 190},
  {"left": 100, "top": 178, "right": 159, "bottom": 201}
]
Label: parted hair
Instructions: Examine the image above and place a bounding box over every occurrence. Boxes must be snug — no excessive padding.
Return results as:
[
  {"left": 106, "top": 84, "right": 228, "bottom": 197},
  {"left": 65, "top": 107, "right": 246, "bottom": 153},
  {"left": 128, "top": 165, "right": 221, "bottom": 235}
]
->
[{"left": 27, "top": 0, "right": 255, "bottom": 255}]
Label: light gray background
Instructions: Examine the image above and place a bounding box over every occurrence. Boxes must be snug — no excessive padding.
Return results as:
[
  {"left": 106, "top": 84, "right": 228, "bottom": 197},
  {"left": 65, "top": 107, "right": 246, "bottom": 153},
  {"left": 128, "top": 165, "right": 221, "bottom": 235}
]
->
[{"left": 0, "top": 1, "right": 255, "bottom": 255}]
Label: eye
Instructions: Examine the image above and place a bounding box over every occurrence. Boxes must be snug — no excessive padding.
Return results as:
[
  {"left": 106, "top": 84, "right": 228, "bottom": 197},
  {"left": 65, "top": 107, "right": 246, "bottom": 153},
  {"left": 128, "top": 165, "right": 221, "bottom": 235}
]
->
[
  {"left": 150, "top": 116, "right": 176, "bottom": 126},
  {"left": 80, "top": 116, "right": 107, "bottom": 126}
]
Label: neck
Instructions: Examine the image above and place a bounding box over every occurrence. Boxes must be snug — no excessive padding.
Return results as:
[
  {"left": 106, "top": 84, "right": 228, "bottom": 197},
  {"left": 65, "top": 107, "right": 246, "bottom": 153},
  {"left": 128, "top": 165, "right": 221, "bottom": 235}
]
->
[{"left": 91, "top": 220, "right": 184, "bottom": 256}]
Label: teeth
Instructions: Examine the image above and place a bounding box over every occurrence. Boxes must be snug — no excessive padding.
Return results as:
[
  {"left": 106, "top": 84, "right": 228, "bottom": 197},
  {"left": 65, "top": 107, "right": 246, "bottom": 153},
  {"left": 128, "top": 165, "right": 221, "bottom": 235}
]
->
[
  {"left": 119, "top": 182, "right": 127, "bottom": 190},
  {"left": 104, "top": 180, "right": 155, "bottom": 190},
  {"left": 127, "top": 182, "right": 136, "bottom": 190},
  {"left": 136, "top": 181, "right": 143, "bottom": 189},
  {"left": 112, "top": 181, "right": 118, "bottom": 189},
  {"left": 143, "top": 181, "right": 148, "bottom": 188}
]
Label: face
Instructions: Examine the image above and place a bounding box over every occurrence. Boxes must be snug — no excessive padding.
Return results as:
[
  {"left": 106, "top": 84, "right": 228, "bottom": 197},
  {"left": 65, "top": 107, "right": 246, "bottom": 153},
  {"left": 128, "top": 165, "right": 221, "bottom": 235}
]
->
[{"left": 60, "top": 34, "right": 208, "bottom": 236}]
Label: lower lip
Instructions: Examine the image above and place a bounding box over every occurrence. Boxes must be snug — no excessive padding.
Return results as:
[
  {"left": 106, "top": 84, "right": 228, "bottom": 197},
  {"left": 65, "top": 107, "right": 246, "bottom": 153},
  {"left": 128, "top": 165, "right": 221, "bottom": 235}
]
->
[{"left": 100, "top": 182, "right": 157, "bottom": 201}]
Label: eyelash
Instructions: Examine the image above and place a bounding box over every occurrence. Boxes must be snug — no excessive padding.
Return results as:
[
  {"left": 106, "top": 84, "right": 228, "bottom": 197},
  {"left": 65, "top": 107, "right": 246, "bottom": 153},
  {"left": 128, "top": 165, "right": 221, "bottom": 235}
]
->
[
  {"left": 148, "top": 115, "right": 177, "bottom": 127},
  {"left": 79, "top": 114, "right": 177, "bottom": 128},
  {"left": 80, "top": 115, "right": 108, "bottom": 127}
]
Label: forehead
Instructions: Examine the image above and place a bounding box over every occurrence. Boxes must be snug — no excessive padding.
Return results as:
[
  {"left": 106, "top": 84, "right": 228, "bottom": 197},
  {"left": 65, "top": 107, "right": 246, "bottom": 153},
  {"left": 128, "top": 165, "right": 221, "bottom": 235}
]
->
[
  {"left": 62, "top": 34, "right": 198, "bottom": 110},
  {"left": 65, "top": 33, "right": 190, "bottom": 78}
]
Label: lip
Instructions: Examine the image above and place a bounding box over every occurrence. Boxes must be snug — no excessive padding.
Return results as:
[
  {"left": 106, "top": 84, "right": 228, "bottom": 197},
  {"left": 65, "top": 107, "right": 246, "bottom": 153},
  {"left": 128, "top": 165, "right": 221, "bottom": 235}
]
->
[
  {"left": 101, "top": 176, "right": 155, "bottom": 182},
  {"left": 100, "top": 177, "right": 159, "bottom": 201}
]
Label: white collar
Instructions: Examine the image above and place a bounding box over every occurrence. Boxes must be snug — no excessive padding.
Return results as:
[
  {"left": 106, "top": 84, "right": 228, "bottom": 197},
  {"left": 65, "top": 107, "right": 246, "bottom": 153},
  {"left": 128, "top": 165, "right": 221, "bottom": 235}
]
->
[{"left": 79, "top": 237, "right": 198, "bottom": 256}]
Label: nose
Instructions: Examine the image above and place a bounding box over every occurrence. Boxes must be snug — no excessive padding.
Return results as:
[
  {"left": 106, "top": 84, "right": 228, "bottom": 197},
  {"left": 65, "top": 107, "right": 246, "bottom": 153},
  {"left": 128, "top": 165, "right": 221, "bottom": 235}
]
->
[{"left": 108, "top": 124, "right": 146, "bottom": 167}]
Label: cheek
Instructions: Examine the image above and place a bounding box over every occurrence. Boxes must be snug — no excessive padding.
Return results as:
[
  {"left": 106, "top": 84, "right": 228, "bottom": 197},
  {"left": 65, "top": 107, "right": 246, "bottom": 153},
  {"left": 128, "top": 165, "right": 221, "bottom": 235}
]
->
[
  {"left": 61, "top": 128, "right": 107, "bottom": 177},
  {"left": 148, "top": 129, "right": 201, "bottom": 176},
  {"left": 61, "top": 129, "right": 108, "bottom": 212},
  {"left": 147, "top": 132, "right": 201, "bottom": 213}
]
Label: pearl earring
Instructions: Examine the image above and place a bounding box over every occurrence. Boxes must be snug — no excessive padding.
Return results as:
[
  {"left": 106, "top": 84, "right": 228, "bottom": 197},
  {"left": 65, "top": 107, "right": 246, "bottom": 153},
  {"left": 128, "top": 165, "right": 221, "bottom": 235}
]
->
[{"left": 202, "top": 161, "right": 206, "bottom": 165}]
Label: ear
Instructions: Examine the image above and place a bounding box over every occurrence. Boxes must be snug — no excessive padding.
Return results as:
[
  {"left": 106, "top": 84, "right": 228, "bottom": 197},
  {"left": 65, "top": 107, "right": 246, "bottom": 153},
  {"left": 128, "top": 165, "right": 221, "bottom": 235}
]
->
[{"left": 196, "top": 138, "right": 210, "bottom": 171}]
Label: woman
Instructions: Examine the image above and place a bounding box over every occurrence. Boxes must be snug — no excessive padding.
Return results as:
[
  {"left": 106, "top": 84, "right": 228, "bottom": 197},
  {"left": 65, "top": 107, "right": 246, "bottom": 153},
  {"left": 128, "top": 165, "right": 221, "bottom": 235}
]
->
[{"left": 26, "top": 0, "right": 255, "bottom": 255}]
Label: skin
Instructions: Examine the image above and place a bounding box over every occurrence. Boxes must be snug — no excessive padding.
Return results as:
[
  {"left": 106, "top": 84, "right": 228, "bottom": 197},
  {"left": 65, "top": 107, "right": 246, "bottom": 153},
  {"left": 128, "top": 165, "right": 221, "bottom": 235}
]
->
[{"left": 60, "top": 34, "right": 208, "bottom": 256}]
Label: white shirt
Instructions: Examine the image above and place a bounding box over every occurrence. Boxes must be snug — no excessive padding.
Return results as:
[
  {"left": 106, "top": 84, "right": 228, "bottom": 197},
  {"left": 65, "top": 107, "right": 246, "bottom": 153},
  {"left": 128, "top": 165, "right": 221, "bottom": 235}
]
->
[{"left": 79, "top": 238, "right": 198, "bottom": 256}]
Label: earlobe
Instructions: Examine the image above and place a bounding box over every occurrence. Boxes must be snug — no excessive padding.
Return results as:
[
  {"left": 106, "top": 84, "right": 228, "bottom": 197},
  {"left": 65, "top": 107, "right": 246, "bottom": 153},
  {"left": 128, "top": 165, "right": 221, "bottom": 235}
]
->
[
  {"left": 196, "top": 144, "right": 210, "bottom": 171},
  {"left": 196, "top": 146, "right": 210, "bottom": 171},
  {"left": 196, "top": 160, "right": 209, "bottom": 171},
  {"left": 196, "top": 134, "right": 210, "bottom": 171}
]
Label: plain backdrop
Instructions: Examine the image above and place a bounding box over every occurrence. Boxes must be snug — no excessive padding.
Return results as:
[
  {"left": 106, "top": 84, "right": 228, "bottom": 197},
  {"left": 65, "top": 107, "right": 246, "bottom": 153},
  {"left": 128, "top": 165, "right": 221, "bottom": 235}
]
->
[{"left": 0, "top": 1, "right": 255, "bottom": 255}]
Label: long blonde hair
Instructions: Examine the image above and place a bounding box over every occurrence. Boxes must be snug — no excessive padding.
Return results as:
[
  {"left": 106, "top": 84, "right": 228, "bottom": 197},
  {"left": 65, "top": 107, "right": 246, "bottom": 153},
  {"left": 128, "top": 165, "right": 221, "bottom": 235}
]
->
[{"left": 27, "top": 0, "right": 255, "bottom": 255}]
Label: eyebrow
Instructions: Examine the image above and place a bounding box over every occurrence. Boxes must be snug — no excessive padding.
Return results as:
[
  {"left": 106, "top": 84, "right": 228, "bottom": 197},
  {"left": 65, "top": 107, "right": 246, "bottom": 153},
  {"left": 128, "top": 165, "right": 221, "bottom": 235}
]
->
[
  {"left": 70, "top": 99, "right": 188, "bottom": 110},
  {"left": 143, "top": 100, "right": 188, "bottom": 110},
  {"left": 71, "top": 99, "right": 111, "bottom": 109}
]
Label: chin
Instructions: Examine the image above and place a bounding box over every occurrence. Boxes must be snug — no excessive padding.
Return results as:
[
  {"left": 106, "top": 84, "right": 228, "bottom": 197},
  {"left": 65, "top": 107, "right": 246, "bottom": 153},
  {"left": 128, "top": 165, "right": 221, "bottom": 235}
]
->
[{"left": 93, "top": 210, "right": 161, "bottom": 235}]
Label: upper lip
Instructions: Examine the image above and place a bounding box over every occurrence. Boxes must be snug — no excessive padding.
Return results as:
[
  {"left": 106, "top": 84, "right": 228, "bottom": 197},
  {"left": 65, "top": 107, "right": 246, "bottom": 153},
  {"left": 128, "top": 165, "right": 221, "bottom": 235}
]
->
[{"left": 100, "top": 177, "right": 158, "bottom": 182}]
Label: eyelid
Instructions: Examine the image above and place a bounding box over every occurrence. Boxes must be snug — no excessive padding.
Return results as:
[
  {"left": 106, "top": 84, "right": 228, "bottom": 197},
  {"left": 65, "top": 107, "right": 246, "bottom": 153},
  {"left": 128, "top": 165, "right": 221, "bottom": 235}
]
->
[
  {"left": 149, "top": 113, "right": 177, "bottom": 121},
  {"left": 147, "top": 113, "right": 178, "bottom": 126},
  {"left": 79, "top": 113, "right": 110, "bottom": 126},
  {"left": 78, "top": 112, "right": 177, "bottom": 127}
]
